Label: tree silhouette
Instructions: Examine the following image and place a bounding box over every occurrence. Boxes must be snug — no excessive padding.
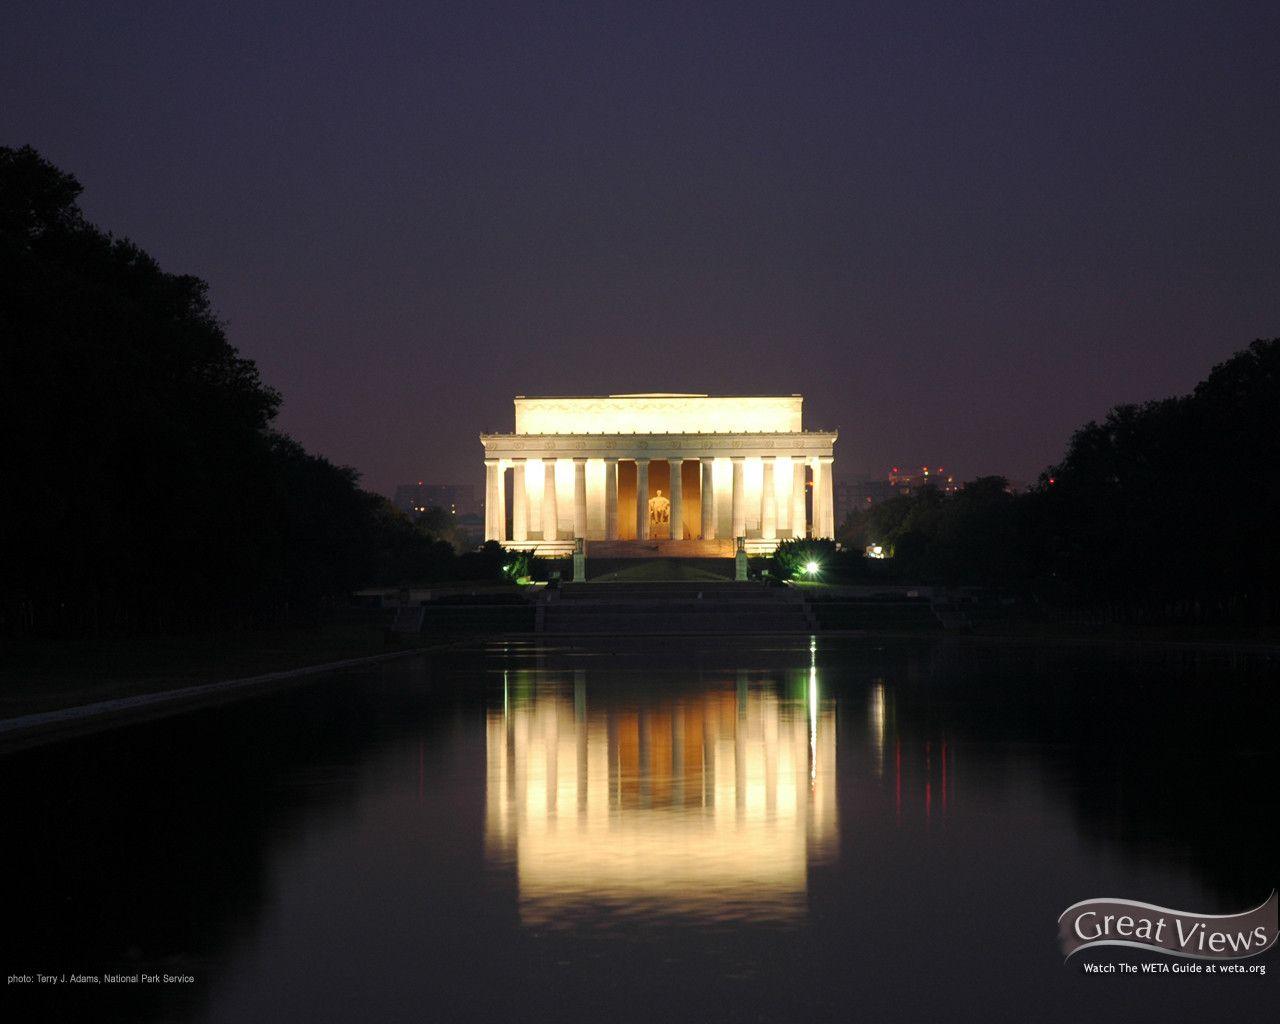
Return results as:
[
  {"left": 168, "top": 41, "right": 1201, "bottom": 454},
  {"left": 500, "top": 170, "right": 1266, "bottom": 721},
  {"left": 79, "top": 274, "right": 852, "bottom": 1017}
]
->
[
  {"left": 835, "top": 340, "right": 1279, "bottom": 622},
  {"left": 0, "top": 146, "right": 475, "bottom": 637}
]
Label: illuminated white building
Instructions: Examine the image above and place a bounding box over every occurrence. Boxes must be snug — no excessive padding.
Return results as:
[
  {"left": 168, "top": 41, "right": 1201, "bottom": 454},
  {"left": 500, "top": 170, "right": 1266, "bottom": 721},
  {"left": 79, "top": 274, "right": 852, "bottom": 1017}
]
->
[
  {"left": 485, "top": 675, "right": 838, "bottom": 924},
  {"left": 480, "top": 394, "right": 838, "bottom": 554}
]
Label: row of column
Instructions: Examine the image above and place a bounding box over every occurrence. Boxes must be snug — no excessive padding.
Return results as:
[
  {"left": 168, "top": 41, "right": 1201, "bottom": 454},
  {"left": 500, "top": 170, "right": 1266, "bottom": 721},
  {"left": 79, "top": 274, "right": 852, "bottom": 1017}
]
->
[{"left": 484, "top": 456, "right": 835, "bottom": 543}]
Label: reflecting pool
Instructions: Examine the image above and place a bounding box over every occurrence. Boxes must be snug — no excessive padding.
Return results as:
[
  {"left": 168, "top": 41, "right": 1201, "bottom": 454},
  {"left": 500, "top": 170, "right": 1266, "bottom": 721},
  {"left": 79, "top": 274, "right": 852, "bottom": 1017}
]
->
[{"left": 4, "top": 636, "right": 1276, "bottom": 1022}]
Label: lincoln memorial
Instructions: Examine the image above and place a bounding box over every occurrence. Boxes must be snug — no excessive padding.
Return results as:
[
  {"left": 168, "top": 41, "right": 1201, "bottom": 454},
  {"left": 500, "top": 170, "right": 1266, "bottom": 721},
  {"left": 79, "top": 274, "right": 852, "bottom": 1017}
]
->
[{"left": 481, "top": 393, "right": 837, "bottom": 555}]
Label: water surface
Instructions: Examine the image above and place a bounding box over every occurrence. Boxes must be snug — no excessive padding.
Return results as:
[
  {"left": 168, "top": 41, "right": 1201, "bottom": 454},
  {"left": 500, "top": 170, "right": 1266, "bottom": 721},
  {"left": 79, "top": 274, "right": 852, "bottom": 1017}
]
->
[{"left": 5, "top": 636, "right": 1276, "bottom": 1022}]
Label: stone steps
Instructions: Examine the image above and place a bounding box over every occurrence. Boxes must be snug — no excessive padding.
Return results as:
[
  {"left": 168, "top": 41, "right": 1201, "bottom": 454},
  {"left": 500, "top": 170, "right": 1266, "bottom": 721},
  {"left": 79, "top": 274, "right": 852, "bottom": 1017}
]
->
[
  {"left": 560, "top": 582, "right": 772, "bottom": 600},
  {"left": 585, "top": 539, "right": 736, "bottom": 559},
  {"left": 543, "top": 582, "right": 811, "bottom": 634},
  {"left": 542, "top": 610, "right": 812, "bottom": 634},
  {"left": 506, "top": 538, "right": 786, "bottom": 559}
]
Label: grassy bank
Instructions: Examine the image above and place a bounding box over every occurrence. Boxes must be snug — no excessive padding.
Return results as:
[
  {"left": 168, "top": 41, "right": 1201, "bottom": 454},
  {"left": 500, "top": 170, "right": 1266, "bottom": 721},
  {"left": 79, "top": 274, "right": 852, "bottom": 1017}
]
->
[{"left": 0, "top": 622, "right": 436, "bottom": 719}]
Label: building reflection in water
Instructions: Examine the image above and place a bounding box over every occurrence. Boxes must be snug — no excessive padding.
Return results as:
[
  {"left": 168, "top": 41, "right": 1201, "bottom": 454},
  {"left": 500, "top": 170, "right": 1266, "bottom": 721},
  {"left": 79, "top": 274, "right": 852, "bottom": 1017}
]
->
[
  {"left": 869, "top": 680, "right": 886, "bottom": 779},
  {"left": 485, "top": 664, "right": 837, "bottom": 925}
]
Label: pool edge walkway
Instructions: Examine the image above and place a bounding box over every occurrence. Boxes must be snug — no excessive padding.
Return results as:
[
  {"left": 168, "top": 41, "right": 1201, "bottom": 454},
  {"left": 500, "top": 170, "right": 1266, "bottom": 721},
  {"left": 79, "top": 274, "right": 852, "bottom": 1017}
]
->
[{"left": 0, "top": 645, "right": 446, "bottom": 752}]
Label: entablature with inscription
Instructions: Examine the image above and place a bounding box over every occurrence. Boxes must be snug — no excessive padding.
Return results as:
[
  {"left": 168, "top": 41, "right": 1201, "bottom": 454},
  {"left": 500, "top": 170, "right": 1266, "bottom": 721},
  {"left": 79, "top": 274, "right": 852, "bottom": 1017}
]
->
[{"left": 480, "top": 431, "right": 837, "bottom": 462}]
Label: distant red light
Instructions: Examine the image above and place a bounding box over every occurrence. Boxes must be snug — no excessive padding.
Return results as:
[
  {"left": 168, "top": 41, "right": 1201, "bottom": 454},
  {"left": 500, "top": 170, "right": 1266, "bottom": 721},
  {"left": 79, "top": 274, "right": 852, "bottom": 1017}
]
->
[{"left": 1048, "top": 477, "right": 1056, "bottom": 485}]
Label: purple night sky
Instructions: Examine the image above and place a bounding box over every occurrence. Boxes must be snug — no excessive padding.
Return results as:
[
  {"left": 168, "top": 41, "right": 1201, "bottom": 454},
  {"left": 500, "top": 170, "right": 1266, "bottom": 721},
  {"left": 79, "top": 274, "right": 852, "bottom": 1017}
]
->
[{"left": 5, "top": 1, "right": 1277, "bottom": 495}]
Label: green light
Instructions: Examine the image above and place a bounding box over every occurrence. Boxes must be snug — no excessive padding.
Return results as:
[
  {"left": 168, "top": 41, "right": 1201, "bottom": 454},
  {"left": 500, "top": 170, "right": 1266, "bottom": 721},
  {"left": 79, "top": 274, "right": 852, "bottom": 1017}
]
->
[{"left": 805, "top": 560, "right": 820, "bottom": 575}]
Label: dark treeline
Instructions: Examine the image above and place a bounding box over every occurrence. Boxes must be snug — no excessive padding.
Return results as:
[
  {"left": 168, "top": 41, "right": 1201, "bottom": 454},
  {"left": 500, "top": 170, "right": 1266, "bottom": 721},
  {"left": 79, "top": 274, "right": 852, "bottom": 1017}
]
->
[
  {"left": 1, "top": 147, "right": 486, "bottom": 638},
  {"left": 837, "top": 338, "right": 1280, "bottom": 624}
]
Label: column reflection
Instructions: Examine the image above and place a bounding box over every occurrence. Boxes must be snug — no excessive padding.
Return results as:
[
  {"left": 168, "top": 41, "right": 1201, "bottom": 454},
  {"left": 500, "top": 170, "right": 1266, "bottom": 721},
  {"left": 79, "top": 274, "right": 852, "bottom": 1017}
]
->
[{"left": 486, "top": 673, "right": 837, "bottom": 925}]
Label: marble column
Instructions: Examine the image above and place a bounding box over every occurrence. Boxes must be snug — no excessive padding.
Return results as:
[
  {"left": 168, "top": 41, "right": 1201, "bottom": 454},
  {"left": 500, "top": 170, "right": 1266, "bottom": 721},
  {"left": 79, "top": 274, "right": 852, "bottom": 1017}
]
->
[
  {"left": 635, "top": 459, "right": 650, "bottom": 540},
  {"left": 512, "top": 459, "right": 528, "bottom": 542},
  {"left": 776, "top": 460, "right": 791, "bottom": 537},
  {"left": 761, "top": 457, "right": 777, "bottom": 540},
  {"left": 700, "top": 459, "right": 715, "bottom": 540},
  {"left": 604, "top": 458, "right": 619, "bottom": 540},
  {"left": 543, "top": 459, "right": 559, "bottom": 541},
  {"left": 668, "top": 459, "right": 683, "bottom": 540},
  {"left": 572, "top": 458, "right": 587, "bottom": 539},
  {"left": 484, "top": 459, "right": 505, "bottom": 542},
  {"left": 816, "top": 456, "right": 835, "bottom": 538},
  {"left": 731, "top": 457, "right": 745, "bottom": 539},
  {"left": 791, "top": 459, "right": 807, "bottom": 539}
]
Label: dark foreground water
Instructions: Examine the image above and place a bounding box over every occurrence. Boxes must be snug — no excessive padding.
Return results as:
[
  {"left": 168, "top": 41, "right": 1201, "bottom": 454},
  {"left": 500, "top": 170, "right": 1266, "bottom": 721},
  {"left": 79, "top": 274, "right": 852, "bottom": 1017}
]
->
[{"left": 4, "top": 636, "right": 1277, "bottom": 1023}]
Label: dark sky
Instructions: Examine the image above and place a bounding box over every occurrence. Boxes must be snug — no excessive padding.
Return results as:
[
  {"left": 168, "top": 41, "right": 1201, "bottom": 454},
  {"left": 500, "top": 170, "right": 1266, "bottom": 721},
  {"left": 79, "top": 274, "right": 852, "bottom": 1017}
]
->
[{"left": 5, "top": 1, "right": 1278, "bottom": 494}]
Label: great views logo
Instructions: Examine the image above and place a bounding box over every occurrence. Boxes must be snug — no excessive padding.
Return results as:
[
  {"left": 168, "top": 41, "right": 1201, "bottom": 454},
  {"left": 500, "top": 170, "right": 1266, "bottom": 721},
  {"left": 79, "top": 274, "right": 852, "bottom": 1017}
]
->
[{"left": 1059, "top": 891, "right": 1277, "bottom": 961}]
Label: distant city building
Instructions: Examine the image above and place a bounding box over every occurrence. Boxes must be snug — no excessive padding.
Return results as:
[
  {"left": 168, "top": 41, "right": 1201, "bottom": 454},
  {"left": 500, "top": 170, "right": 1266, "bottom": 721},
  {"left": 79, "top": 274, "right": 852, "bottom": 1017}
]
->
[
  {"left": 455, "top": 513, "right": 485, "bottom": 549},
  {"left": 393, "top": 482, "right": 479, "bottom": 517},
  {"left": 836, "top": 466, "right": 960, "bottom": 524},
  {"left": 392, "top": 484, "right": 418, "bottom": 514},
  {"left": 835, "top": 479, "right": 895, "bottom": 523},
  {"left": 887, "top": 465, "right": 959, "bottom": 497}
]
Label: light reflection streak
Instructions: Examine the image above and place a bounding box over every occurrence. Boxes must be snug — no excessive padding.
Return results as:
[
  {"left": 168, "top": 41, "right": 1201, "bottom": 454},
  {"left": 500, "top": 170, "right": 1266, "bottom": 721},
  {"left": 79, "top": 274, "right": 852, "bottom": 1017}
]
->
[
  {"left": 808, "top": 640, "right": 818, "bottom": 786},
  {"left": 941, "top": 739, "right": 947, "bottom": 814},
  {"left": 869, "top": 681, "right": 886, "bottom": 778}
]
